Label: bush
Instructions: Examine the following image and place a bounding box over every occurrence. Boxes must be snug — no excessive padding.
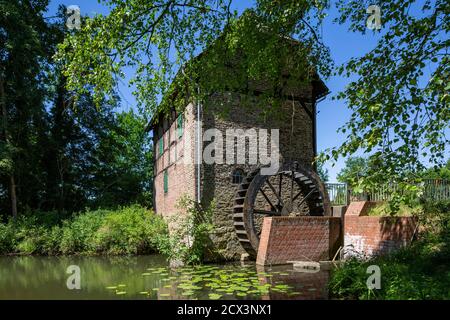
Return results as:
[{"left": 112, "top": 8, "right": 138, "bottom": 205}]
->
[
  {"left": 0, "top": 205, "right": 167, "bottom": 256},
  {"left": 0, "top": 222, "right": 15, "bottom": 253},
  {"left": 60, "top": 210, "right": 106, "bottom": 254},
  {"left": 153, "top": 196, "right": 215, "bottom": 265},
  {"left": 91, "top": 206, "right": 167, "bottom": 255},
  {"left": 421, "top": 199, "right": 450, "bottom": 215}
]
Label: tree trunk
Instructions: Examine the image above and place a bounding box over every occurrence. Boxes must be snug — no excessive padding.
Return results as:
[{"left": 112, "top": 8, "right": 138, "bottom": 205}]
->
[
  {"left": 10, "top": 176, "right": 17, "bottom": 220},
  {"left": 0, "top": 77, "right": 18, "bottom": 220}
]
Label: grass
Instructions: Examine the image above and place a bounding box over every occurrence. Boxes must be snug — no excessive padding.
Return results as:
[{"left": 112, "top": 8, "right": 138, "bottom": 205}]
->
[
  {"left": 0, "top": 205, "right": 168, "bottom": 255},
  {"left": 365, "top": 202, "right": 421, "bottom": 216}
]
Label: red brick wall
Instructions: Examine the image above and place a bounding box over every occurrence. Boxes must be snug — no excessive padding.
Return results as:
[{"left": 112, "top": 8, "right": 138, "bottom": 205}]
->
[
  {"left": 344, "top": 211, "right": 417, "bottom": 258},
  {"left": 153, "top": 103, "right": 197, "bottom": 219},
  {"left": 345, "top": 201, "right": 377, "bottom": 216},
  {"left": 256, "top": 216, "right": 342, "bottom": 265}
]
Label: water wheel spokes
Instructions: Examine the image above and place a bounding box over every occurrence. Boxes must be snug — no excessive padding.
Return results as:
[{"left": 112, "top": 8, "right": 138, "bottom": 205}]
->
[{"left": 233, "top": 162, "right": 331, "bottom": 259}]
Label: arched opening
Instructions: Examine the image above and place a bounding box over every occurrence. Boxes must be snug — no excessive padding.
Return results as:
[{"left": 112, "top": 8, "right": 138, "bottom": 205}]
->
[{"left": 231, "top": 168, "right": 245, "bottom": 184}]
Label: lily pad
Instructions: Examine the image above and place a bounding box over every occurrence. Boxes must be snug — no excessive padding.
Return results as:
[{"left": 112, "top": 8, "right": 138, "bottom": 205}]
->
[{"left": 208, "top": 293, "right": 222, "bottom": 300}]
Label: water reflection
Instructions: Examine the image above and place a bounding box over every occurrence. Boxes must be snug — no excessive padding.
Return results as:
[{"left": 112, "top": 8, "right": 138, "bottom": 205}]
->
[{"left": 0, "top": 255, "right": 328, "bottom": 300}]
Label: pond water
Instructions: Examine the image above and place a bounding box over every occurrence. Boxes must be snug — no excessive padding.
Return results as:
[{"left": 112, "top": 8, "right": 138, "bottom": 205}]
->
[{"left": 0, "top": 255, "right": 329, "bottom": 300}]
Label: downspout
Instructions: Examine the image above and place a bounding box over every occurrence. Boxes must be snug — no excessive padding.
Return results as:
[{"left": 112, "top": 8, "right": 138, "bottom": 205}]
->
[
  {"left": 312, "top": 99, "right": 317, "bottom": 171},
  {"left": 313, "top": 93, "right": 328, "bottom": 172},
  {"left": 196, "top": 87, "right": 201, "bottom": 204},
  {"left": 182, "top": 66, "right": 202, "bottom": 205}
]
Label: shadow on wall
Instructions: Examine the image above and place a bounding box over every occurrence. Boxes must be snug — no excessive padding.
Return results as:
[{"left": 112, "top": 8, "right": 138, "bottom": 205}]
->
[
  {"left": 377, "top": 216, "right": 418, "bottom": 254},
  {"left": 343, "top": 201, "right": 418, "bottom": 258}
]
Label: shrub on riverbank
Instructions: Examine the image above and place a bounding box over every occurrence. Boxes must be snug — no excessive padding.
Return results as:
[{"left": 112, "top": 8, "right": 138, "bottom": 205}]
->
[
  {"left": 0, "top": 206, "right": 167, "bottom": 255},
  {"left": 329, "top": 201, "right": 450, "bottom": 299},
  {"left": 153, "top": 196, "right": 216, "bottom": 265}
]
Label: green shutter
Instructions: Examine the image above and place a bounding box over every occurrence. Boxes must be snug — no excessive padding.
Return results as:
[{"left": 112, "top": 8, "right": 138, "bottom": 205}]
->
[
  {"left": 159, "top": 137, "right": 164, "bottom": 155},
  {"left": 163, "top": 170, "right": 168, "bottom": 194},
  {"left": 177, "top": 114, "right": 183, "bottom": 138}
]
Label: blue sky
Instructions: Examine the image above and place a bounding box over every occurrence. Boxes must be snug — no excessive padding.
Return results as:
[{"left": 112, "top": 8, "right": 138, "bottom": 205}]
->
[{"left": 47, "top": 0, "right": 384, "bottom": 181}]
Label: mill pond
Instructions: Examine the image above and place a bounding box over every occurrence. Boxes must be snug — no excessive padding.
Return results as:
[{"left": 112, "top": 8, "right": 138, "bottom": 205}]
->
[{"left": 0, "top": 255, "right": 329, "bottom": 300}]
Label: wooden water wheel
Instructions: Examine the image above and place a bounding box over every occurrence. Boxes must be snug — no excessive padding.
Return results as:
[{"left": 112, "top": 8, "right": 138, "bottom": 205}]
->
[{"left": 233, "top": 162, "right": 331, "bottom": 259}]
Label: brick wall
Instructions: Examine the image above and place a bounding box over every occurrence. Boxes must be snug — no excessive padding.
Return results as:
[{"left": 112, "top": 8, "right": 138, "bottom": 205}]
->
[
  {"left": 256, "top": 216, "right": 341, "bottom": 265},
  {"left": 153, "top": 103, "right": 197, "bottom": 221},
  {"left": 344, "top": 202, "right": 418, "bottom": 257},
  {"left": 345, "top": 201, "right": 377, "bottom": 216}
]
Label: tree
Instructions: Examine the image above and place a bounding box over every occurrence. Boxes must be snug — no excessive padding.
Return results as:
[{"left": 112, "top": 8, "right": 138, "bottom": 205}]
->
[
  {"left": 337, "top": 157, "right": 369, "bottom": 190},
  {"left": 0, "top": 0, "right": 52, "bottom": 218},
  {"left": 421, "top": 159, "right": 450, "bottom": 180},
  {"left": 316, "top": 160, "right": 329, "bottom": 182},
  {"left": 0, "top": 2, "right": 154, "bottom": 217},
  {"left": 323, "top": 0, "right": 449, "bottom": 189},
  {"left": 55, "top": 1, "right": 332, "bottom": 118},
  {"left": 90, "top": 110, "right": 153, "bottom": 208}
]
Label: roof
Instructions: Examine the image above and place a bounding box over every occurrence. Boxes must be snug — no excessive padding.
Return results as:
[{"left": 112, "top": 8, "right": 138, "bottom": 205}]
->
[{"left": 145, "top": 12, "right": 330, "bottom": 132}]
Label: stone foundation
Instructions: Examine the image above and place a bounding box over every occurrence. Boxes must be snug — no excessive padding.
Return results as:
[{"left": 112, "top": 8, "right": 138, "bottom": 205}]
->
[{"left": 256, "top": 216, "right": 342, "bottom": 265}]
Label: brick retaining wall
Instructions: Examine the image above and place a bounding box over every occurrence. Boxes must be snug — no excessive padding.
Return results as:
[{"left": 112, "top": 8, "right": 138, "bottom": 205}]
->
[
  {"left": 344, "top": 201, "right": 418, "bottom": 257},
  {"left": 256, "top": 216, "right": 341, "bottom": 265}
]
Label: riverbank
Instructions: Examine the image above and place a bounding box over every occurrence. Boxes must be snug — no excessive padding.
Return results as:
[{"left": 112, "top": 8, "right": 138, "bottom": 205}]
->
[{"left": 0, "top": 205, "right": 167, "bottom": 256}]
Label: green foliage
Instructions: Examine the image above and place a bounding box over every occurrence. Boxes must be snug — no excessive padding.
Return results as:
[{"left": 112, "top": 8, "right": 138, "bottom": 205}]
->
[
  {"left": 89, "top": 110, "right": 154, "bottom": 209},
  {"left": 316, "top": 160, "right": 329, "bottom": 182},
  {"left": 336, "top": 156, "right": 369, "bottom": 190},
  {"left": 330, "top": 201, "right": 450, "bottom": 299},
  {"left": 365, "top": 202, "right": 421, "bottom": 217},
  {"left": 421, "top": 159, "right": 450, "bottom": 180},
  {"left": 422, "top": 199, "right": 450, "bottom": 215},
  {"left": 90, "top": 206, "right": 167, "bottom": 255},
  {"left": 0, "top": 0, "right": 55, "bottom": 217},
  {"left": 55, "top": 1, "right": 331, "bottom": 116},
  {"left": 336, "top": 156, "right": 450, "bottom": 214},
  {"left": 0, "top": 4, "right": 153, "bottom": 218},
  {"left": 0, "top": 205, "right": 167, "bottom": 255},
  {"left": 154, "top": 196, "right": 215, "bottom": 265},
  {"left": 59, "top": 210, "right": 106, "bottom": 254},
  {"left": 322, "top": 0, "right": 449, "bottom": 193},
  {"left": 0, "top": 222, "right": 15, "bottom": 253}
]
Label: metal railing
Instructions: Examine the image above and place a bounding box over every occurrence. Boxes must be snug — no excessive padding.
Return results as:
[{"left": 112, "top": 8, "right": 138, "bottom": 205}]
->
[
  {"left": 325, "top": 183, "right": 348, "bottom": 206},
  {"left": 325, "top": 179, "right": 450, "bottom": 205}
]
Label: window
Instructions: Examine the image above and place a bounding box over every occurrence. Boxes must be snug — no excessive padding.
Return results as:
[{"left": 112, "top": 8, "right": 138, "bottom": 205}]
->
[
  {"left": 163, "top": 170, "right": 168, "bottom": 194},
  {"left": 177, "top": 114, "right": 183, "bottom": 138},
  {"left": 159, "top": 136, "right": 164, "bottom": 156},
  {"left": 232, "top": 168, "right": 245, "bottom": 184}
]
